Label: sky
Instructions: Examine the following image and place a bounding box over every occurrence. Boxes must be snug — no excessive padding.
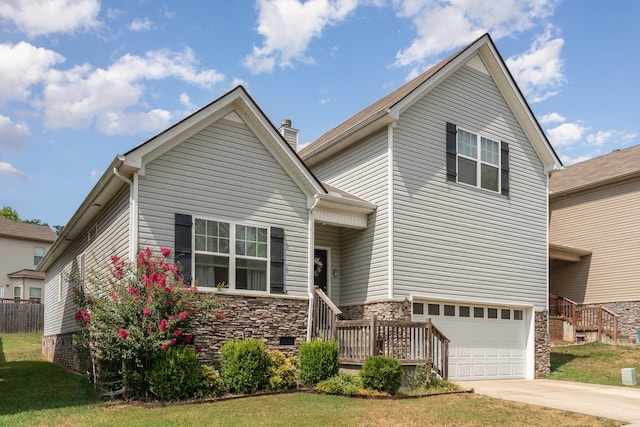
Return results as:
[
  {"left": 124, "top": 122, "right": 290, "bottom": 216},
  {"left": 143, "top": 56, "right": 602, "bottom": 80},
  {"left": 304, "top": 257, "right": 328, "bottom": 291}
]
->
[{"left": 1, "top": 0, "right": 638, "bottom": 228}]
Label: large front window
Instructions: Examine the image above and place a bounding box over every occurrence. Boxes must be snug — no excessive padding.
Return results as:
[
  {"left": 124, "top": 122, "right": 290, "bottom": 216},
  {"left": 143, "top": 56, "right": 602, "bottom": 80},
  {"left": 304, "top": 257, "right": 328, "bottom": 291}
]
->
[
  {"left": 457, "top": 129, "right": 500, "bottom": 192},
  {"left": 194, "top": 219, "right": 268, "bottom": 291}
]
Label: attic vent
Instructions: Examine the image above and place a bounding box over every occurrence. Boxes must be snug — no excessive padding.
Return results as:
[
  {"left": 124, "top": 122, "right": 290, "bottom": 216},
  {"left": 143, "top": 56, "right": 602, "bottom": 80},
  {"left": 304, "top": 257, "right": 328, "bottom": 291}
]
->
[{"left": 87, "top": 223, "right": 98, "bottom": 242}]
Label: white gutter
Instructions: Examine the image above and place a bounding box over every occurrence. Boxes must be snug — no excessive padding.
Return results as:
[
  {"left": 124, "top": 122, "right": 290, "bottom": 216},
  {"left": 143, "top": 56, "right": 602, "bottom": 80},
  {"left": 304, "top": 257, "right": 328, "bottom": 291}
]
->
[{"left": 306, "top": 194, "right": 320, "bottom": 342}]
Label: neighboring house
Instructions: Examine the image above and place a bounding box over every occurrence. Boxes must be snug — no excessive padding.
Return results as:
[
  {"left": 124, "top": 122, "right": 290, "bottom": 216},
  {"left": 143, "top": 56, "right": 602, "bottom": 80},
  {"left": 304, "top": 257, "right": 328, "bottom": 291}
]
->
[
  {"left": 0, "top": 216, "right": 57, "bottom": 302},
  {"left": 40, "top": 33, "right": 561, "bottom": 381},
  {"left": 549, "top": 144, "right": 640, "bottom": 341}
]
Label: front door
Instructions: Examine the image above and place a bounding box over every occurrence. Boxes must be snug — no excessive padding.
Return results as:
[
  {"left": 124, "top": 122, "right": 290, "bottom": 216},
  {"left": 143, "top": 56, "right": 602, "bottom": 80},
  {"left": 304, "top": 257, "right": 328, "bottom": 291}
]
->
[{"left": 314, "top": 248, "right": 329, "bottom": 294}]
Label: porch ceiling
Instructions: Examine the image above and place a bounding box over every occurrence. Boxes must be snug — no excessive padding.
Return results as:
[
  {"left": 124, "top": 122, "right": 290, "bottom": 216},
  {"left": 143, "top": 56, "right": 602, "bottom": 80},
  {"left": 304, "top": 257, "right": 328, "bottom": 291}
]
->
[{"left": 549, "top": 243, "right": 592, "bottom": 262}]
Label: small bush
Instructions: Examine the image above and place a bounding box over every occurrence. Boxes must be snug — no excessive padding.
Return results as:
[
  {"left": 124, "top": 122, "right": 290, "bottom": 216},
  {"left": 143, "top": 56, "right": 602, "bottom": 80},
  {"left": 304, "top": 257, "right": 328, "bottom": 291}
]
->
[
  {"left": 148, "top": 347, "right": 200, "bottom": 401},
  {"left": 266, "top": 350, "right": 299, "bottom": 391},
  {"left": 198, "top": 365, "right": 224, "bottom": 398},
  {"left": 407, "top": 362, "right": 433, "bottom": 390},
  {"left": 360, "top": 355, "right": 402, "bottom": 395},
  {"left": 220, "top": 339, "right": 270, "bottom": 394},
  {"left": 299, "top": 339, "right": 339, "bottom": 386},
  {"left": 315, "top": 373, "right": 363, "bottom": 396}
]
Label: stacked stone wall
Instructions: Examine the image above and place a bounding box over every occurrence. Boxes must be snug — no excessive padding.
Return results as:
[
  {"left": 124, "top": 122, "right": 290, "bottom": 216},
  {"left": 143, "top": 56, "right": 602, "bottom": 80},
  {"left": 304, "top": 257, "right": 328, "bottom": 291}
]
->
[
  {"left": 338, "top": 300, "right": 410, "bottom": 321},
  {"left": 535, "top": 310, "right": 550, "bottom": 378},
  {"left": 596, "top": 301, "right": 640, "bottom": 341},
  {"left": 194, "top": 294, "right": 309, "bottom": 365}
]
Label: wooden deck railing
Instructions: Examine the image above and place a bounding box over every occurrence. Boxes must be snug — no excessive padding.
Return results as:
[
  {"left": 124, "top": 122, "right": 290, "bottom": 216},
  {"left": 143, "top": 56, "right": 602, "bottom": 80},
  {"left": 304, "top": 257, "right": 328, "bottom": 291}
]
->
[
  {"left": 0, "top": 298, "right": 41, "bottom": 304},
  {"left": 549, "top": 293, "right": 617, "bottom": 343},
  {"left": 334, "top": 315, "right": 449, "bottom": 379},
  {"left": 312, "top": 287, "right": 342, "bottom": 340}
]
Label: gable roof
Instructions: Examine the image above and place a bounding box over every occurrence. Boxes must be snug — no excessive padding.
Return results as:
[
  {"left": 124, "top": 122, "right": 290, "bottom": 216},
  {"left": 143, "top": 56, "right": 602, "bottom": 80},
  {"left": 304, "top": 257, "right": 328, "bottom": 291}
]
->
[
  {"left": 299, "top": 33, "right": 562, "bottom": 173},
  {"left": 39, "top": 86, "right": 332, "bottom": 272},
  {"left": 550, "top": 144, "right": 640, "bottom": 197},
  {"left": 0, "top": 216, "right": 57, "bottom": 243}
]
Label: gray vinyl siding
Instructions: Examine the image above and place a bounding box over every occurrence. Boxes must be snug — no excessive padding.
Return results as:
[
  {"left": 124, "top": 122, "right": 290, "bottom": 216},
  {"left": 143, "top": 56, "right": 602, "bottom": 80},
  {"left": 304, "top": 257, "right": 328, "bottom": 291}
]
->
[
  {"left": 392, "top": 64, "right": 548, "bottom": 310},
  {"left": 137, "top": 117, "right": 310, "bottom": 296},
  {"left": 44, "top": 186, "right": 130, "bottom": 335},
  {"left": 549, "top": 176, "right": 640, "bottom": 304},
  {"left": 314, "top": 224, "right": 341, "bottom": 304},
  {"left": 311, "top": 130, "right": 389, "bottom": 304}
]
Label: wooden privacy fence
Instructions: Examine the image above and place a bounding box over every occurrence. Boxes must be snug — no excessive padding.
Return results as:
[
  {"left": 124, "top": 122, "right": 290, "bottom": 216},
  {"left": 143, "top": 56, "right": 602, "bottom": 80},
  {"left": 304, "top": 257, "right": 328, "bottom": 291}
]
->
[
  {"left": 0, "top": 299, "right": 44, "bottom": 333},
  {"left": 335, "top": 315, "right": 449, "bottom": 379}
]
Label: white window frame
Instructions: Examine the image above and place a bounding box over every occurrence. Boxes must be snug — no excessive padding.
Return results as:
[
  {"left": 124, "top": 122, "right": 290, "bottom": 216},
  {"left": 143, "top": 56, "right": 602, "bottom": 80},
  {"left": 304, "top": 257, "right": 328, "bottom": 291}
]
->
[
  {"left": 193, "top": 217, "right": 270, "bottom": 293},
  {"left": 29, "top": 287, "right": 42, "bottom": 302},
  {"left": 13, "top": 285, "right": 22, "bottom": 301},
  {"left": 456, "top": 127, "right": 501, "bottom": 193},
  {"left": 34, "top": 246, "right": 45, "bottom": 265}
]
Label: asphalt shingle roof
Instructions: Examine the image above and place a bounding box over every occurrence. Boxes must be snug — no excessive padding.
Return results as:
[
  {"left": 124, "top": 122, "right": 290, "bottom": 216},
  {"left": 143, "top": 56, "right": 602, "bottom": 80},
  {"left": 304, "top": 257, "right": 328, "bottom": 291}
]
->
[{"left": 0, "top": 216, "right": 58, "bottom": 242}]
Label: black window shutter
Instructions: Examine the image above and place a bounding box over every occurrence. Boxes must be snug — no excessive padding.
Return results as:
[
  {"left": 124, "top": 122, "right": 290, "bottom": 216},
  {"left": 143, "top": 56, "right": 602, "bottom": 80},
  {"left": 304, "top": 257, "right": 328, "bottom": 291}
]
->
[
  {"left": 446, "top": 122, "right": 457, "bottom": 181},
  {"left": 174, "top": 213, "right": 193, "bottom": 285},
  {"left": 270, "top": 227, "right": 285, "bottom": 294},
  {"left": 500, "top": 142, "right": 510, "bottom": 197}
]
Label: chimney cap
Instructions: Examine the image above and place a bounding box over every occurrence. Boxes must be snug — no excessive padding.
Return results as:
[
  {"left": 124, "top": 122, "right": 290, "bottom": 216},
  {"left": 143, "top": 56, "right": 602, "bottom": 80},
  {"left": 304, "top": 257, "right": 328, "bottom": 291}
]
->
[{"left": 281, "top": 119, "right": 292, "bottom": 128}]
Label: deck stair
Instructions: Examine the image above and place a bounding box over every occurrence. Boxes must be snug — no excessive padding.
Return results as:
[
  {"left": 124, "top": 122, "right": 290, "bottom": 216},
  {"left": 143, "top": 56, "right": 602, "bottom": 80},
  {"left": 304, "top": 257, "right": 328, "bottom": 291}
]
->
[
  {"left": 312, "top": 287, "right": 450, "bottom": 379},
  {"left": 549, "top": 294, "right": 618, "bottom": 344}
]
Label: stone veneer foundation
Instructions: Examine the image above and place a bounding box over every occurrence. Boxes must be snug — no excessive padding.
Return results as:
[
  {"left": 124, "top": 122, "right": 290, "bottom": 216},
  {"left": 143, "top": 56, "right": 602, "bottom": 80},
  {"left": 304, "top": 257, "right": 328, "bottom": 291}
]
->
[
  {"left": 339, "top": 301, "right": 551, "bottom": 379},
  {"left": 194, "top": 293, "right": 309, "bottom": 365},
  {"left": 43, "top": 293, "right": 310, "bottom": 374},
  {"left": 595, "top": 301, "right": 640, "bottom": 341}
]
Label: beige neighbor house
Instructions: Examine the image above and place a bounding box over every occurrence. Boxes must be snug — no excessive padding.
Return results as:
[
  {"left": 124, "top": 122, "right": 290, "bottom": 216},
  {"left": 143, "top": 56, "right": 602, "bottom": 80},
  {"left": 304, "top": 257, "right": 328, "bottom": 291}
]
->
[
  {"left": 41, "top": 34, "right": 561, "bottom": 381},
  {"left": 0, "top": 216, "right": 57, "bottom": 302},
  {"left": 549, "top": 144, "right": 640, "bottom": 342}
]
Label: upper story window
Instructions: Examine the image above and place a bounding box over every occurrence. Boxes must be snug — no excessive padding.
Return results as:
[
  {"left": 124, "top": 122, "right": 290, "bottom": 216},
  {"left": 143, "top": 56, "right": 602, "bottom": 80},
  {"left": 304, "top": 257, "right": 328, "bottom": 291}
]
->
[
  {"left": 446, "top": 122, "right": 509, "bottom": 196},
  {"left": 34, "top": 246, "right": 45, "bottom": 265},
  {"left": 194, "top": 219, "right": 269, "bottom": 292}
]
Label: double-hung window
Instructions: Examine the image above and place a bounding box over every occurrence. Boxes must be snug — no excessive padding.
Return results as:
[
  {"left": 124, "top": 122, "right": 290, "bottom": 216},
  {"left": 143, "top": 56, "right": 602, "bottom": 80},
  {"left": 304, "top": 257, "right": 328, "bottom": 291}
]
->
[
  {"left": 193, "top": 219, "right": 268, "bottom": 291},
  {"left": 34, "top": 246, "right": 45, "bottom": 265},
  {"left": 446, "top": 122, "right": 509, "bottom": 196}
]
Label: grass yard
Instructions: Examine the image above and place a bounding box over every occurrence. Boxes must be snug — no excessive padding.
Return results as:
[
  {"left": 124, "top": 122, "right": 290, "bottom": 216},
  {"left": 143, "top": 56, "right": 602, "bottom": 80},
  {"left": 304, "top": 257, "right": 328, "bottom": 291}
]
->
[
  {"left": 549, "top": 342, "right": 640, "bottom": 387},
  {"left": 0, "top": 333, "right": 622, "bottom": 427}
]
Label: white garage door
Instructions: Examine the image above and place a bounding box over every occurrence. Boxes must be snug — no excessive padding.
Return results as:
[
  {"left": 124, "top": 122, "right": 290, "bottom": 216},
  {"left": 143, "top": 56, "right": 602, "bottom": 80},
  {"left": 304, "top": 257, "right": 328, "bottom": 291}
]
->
[{"left": 413, "top": 302, "right": 526, "bottom": 380}]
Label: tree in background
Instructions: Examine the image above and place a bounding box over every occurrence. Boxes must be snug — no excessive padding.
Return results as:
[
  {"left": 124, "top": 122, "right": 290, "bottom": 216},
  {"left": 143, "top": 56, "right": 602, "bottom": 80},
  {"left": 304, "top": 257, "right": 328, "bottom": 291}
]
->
[{"left": 0, "top": 206, "right": 20, "bottom": 221}]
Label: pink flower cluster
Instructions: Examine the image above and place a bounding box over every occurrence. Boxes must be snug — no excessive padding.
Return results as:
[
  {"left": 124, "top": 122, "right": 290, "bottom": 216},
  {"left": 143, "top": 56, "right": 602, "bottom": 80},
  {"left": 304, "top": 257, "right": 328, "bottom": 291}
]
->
[{"left": 74, "top": 310, "right": 90, "bottom": 325}]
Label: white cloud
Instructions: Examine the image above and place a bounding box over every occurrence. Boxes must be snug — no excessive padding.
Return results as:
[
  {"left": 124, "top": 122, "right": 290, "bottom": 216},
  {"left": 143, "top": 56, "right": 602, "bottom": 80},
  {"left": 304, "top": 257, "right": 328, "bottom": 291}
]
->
[
  {"left": 506, "top": 28, "right": 565, "bottom": 103},
  {"left": 0, "top": 0, "right": 100, "bottom": 37},
  {"left": 179, "top": 92, "right": 196, "bottom": 110},
  {"left": 587, "top": 130, "right": 637, "bottom": 147},
  {"left": 546, "top": 122, "right": 588, "bottom": 147},
  {"left": 0, "top": 161, "right": 27, "bottom": 180},
  {"left": 243, "top": 0, "right": 360, "bottom": 74},
  {"left": 0, "top": 42, "right": 64, "bottom": 104},
  {"left": 43, "top": 48, "right": 225, "bottom": 133},
  {"left": 129, "top": 18, "right": 153, "bottom": 32},
  {"left": 96, "top": 109, "right": 172, "bottom": 135},
  {"left": 393, "top": 0, "right": 558, "bottom": 71},
  {"left": 0, "top": 115, "right": 30, "bottom": 148},
  {"left": 560, "top": 153, "right": 595, "bottom": 166},
  {"left": 539, "top": 112, "right": 565, "bottom": 124}
]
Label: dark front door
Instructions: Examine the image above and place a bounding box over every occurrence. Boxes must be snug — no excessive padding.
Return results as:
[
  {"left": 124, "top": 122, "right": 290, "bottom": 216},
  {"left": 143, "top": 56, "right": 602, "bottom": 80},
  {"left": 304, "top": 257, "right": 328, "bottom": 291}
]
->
[{"left": 314, "top": 248, "right": 328, "bottom": 293}]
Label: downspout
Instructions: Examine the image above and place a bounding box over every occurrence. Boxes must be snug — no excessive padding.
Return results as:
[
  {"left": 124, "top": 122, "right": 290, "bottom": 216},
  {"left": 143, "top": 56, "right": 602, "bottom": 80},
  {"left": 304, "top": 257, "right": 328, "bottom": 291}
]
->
[
  {"left": 113, "top": 164, "right": 137, "bottom": 262},
  {"left": 306, "top": 194, "right": 320, "bottom": 342},
  {"left": 387, "top": 123, "right": 395, "bottom": 299}
]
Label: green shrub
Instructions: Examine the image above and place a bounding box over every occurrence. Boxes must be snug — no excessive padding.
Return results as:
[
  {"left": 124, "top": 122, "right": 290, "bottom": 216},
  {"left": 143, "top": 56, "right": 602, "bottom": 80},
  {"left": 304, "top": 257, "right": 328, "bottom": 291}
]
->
[
  {"left": 266, "top": 350, "right": 299, "bottom": 391},
  {"left": 148, "top": 347, "right": 200, "bottom": 401},
  {"left": 407, "top": 362, "right": 433, "bottom": 390},
  {"left": 198, "top": 365, "right": 224, "bottom": 398},
  {"left": 360, "top": 355, "right": 402, "bottom": 395},
  {"left": 298, "top": 339, "right": 339, "bottom": 386},
  {"left": 315, "top": 373, "right": 362, "bottom": 396},
  {"left": 220, "top": 339, "right": 270, "bottom": 394}
]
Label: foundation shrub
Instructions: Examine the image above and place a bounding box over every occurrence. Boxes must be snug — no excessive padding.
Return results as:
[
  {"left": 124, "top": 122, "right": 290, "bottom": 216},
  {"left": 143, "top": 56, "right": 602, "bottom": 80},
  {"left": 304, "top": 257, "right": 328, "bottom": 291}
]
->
[
  {"left": 220, "top": 339, "right": 270, "bottom": 394},
  {"left": 148, "top": 347, "right": 200, "bottom": 401},
  {"left": 298, "top": 338, "right": 339, "bottom": 386},
  {"left": 360, "top": 355, "right": 402, "bottom": 395}
]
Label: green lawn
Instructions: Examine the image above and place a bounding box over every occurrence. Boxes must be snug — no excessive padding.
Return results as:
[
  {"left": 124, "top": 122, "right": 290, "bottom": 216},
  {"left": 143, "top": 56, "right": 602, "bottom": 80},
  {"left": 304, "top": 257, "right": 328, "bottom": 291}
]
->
[
  {"left": 549, "top": 342, "right": 640, "bottom": 387},
  {"left": 0, "top": 333, "right": 622, "bottom": 427}
]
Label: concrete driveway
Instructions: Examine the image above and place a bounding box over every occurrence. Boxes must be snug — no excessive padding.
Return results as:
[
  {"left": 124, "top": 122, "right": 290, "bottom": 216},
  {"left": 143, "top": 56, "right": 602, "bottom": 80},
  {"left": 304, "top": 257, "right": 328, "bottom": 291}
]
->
[{"left": 456, "top": 379, "right": 640, "bottom": 426}]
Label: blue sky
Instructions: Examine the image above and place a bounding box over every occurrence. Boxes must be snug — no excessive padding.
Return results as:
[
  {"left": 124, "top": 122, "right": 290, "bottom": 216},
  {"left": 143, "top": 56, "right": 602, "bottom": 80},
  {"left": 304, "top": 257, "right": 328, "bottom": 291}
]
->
[{"left": 1, "top": 0, "right": 638, "bottom": 228}]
